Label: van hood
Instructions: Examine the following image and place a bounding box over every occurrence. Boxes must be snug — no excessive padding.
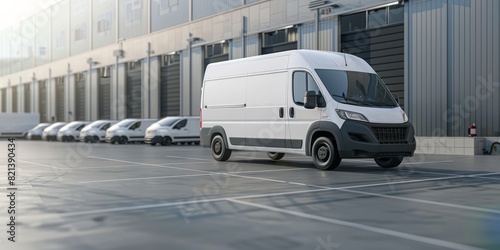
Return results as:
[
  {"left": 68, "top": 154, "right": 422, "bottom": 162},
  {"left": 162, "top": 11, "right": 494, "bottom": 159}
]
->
[{"left": 336, "top": 103, "right": 407, "bottom": 124}]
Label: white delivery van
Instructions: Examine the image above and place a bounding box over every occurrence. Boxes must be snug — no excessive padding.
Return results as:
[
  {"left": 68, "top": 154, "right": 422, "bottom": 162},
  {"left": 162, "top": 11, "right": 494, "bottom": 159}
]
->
[
  {"left": 105, "top": 118, "right": 157, "bottom": 144},
  {"left": 57, "top": 121, "right": 90, "bottom": 142},
  {"left": 27, "top": 123, "right": 51, "bottom": 140},
  {"left": 42, "top": 122, "right": 67, "bottom": 141},
  {"left": 200, "top": 50, "right": 416, "bottom": 170},
  {"left": 145, "top": 116, "right": 200, "bottom": 146},
  {"left": 80, "top": 120, "right": 118, "bottom": 143},
  {"left": 0, "top": 113, "right": 40, "bottom": 138}
]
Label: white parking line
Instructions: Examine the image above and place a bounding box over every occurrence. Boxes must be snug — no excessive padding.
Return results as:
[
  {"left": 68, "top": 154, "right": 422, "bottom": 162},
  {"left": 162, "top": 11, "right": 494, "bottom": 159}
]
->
[
  {"left": 226, "top": 198, "right": 483, "bottom": 250},
  {"left": 402, "top": 160, "right": 454, "bottom": 165},
  {"left": 412, "top": 170, "right": 500, "bottom": 181},
  {"left": 79, "top": 173, "right": 215, "bottom": 184},
  {"left": 20, "top": 160, "right": 64, "bottom": 170},
  {"left": 165, "top": 155, "right": 208, "bottom": 161}
]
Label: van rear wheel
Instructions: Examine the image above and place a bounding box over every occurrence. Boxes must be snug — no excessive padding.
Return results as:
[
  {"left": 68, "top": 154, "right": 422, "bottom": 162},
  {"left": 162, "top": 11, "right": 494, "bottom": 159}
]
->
[
  {"left": 312, "top": 137, "right": 341, "bottom": 171},
  {"left": 211, "top": 135, "right": 231, "bottom": 161},
  {"left": 92, "top": 136, "right": 99, "bottom": 143},
  {"left": 374, "top": 157, "right": 403, "bottom": 169},
  {"left": 267, "top": 152, "right": 285, "bottom": 160}
]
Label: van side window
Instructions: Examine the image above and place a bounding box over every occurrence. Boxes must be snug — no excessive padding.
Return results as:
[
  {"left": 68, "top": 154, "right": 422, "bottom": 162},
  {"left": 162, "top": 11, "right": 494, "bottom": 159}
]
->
[
  {"left": 130, "top": 122, "right": 141, "bottom": 130},
  {"left": 293, "top": 71, "right": 320, "bottom": 105},
  {"left": 174, "top": 119, "right": 187, "bottom": 129},
  {"left": 76, "top": 124, "right": 85, "bottom": 131}
]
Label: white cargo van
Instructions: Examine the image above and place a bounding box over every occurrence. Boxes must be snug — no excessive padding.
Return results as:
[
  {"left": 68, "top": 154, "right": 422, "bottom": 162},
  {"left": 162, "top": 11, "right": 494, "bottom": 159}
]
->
[
  {"left": 80, "top": 120, "right": 118, "bottom": 143},
  {"left": 0, "top": 113, "right": 40, "bottom": 138},
  {"left": 105, "top": 118, "right": 157, "bottom": 144},
  {"left": 42, "top": 122, "right": 67, "bottom": 141},
  {"left": 200, "top": 50, "right": 416, "bottom": 170},
  {"left": 57, "top": 121, "right": 90, "bottom": 142},
  {"left": 27, "top": 123, "right": 51, "bottom": 140},
  {"left": 145, "top": 116, "right": 200, "bottom": 146}
]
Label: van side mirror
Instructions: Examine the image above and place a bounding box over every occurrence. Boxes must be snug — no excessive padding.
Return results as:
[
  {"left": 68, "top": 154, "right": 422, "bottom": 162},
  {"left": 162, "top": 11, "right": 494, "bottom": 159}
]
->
[{"left": 304, "top": 91, "right": 317, "bottom": 109}]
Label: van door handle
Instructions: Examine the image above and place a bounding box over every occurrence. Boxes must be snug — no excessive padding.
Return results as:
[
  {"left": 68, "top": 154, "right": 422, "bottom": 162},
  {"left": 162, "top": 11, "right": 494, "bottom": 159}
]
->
[
  {"left": 289, "top": 107, "right": 294, "bottom": 118},
  {"left": 279, "top": 107, "right": 284, "bottom": 118}
]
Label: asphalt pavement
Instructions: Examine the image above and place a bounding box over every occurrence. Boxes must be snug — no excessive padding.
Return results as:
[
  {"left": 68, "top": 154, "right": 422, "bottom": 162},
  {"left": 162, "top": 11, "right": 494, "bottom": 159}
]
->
[{"left": 1, "top": 140, "right": 499, "bottom": 250}]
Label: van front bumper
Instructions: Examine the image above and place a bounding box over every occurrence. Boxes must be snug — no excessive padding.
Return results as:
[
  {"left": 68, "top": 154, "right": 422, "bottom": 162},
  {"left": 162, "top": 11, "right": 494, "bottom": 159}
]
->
[
  {"left": 337, "top": 120, "right": 416, "bottom": 158},
  {"left": 144, "top": 136, "right": 161, "bottom": 144},
  {"left": 105, "top": 136, "right": 119, "bottom": 143}
]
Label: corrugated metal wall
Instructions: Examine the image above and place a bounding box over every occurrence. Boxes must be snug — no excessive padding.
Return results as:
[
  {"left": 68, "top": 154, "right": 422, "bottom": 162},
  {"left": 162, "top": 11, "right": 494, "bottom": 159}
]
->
[
  {"left": 126, "top": 63, "right": 142, "bottom": 118},
  {"left": 24, "top": 83, "right": 30, "bottom": 113},
  {"left": 406, "top": 0, "right": 500, "bottom": 136},
  {"left": 12, "top": 86, "right": 18, "bottom": 112},
  {"left": 99, "top": 76, "right": 111, "bottom": 120},
  {"left": 55, "top": 79, "right": 65, "bottom": 121},
  {"left": 300, "top": 17, "right": 338, "bottom": 51},
  {"left": 245, "top": 34, "right": 260, "bottom": 57},
  {"left": 1, "top": 88, "right": 6, "bottom": 112}
]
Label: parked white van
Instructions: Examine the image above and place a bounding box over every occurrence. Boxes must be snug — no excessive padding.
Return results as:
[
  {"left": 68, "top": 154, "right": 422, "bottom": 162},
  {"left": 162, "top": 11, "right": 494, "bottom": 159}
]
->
[
  {"left": 145, "top": 116, "right": 200, "bottom": 146},
  {"left": 0, "top": 113, "right": 40, "bottom": 138},
  {"left": 200, "top": 50, "right": 416, "bottom": 170},
  {"left": 80, "top": 120, "right": 118, "bottom": 143},
  {"left": 57, "top": 121, "right": 90, "bottom": 142},
  {"left": 42, "top": 122, "right": 67, "bottom": 141},
  {"left": 105, "top": 119, "right": 157, "bottom": 144},
  {"left": 27, "top": 123, "right": 51, "bottom": 140}
]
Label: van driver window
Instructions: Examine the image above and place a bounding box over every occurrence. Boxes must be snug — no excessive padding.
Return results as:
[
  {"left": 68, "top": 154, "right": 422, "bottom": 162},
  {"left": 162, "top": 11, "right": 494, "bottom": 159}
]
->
[
  {"left": 131, "top": 122, "right": 141, "bottom": 130},
  {"left": 293, "top": 71, "right": 320, "bottom": 105},
  {"left": 76, "top": 125, "right": 85, "bottom": 131},
  {"left": 174, "top": 119, "right": 187, "bottom": 129},
  {"left": 101, "top": 123, "right": 110, "bottom": 130}
]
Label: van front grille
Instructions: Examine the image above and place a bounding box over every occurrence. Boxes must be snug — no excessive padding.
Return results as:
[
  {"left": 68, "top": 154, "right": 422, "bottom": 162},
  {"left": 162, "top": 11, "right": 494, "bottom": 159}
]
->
[{"left": 371, "top": 127, "right": 408, "bottom": 144}]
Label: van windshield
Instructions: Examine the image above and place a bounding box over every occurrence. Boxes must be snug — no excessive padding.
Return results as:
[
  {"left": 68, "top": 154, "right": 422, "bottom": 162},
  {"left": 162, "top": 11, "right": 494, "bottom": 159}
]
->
[
  {"left": 315, "top": 69, "right": 398, "bottom": 107},
  {"left": 116, "top": 120, "right": 135, "bottom": 128},
  {"left": 158, "top": 118, "right": 180, "bottom": 127},
  {"left": 89, "top": 121, "right": 106, "bottom": 128}
]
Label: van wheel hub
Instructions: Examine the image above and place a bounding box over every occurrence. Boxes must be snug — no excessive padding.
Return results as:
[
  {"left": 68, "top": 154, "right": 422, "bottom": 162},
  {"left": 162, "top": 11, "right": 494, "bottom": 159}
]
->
[
  {"left": 214, "top": 141, "right": 222, "bottom": 154},
  {"left": 317, "top": 146, "right": 330, "bottom": 161}
]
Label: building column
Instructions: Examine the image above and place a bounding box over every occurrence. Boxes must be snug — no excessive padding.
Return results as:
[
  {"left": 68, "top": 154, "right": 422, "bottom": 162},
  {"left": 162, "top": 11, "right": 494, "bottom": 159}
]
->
[
  {"left": 48, "top": 77, "right": 56, "bottom": 122},
  {"left": 142, "top": 55, "right": 160, "bottom": 119},
  {"left": 111, "top": 63, "right": 127, "bottom": 120}
]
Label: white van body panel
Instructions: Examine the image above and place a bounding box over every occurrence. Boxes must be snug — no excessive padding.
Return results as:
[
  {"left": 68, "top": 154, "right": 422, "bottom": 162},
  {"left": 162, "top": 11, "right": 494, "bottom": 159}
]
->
[
  {"left": 105, "top": 119, "right": 157, "bottom": 143},
  {"left": 201, "top": 50, "right": 415, "bottom": 162},
  {"left": 80, "top": 120, "right": 118, "bottom": 142},
  {"left": 57, "top": 121, "right": 91, "bottom": 141},
  {"left": 144, "top": 116, "right": 200, "bottom": 144},
  {"left": 0, "top": 113, "right": 40, "bottom": 137},
  {"left": 27, "top": 123, "right": 51, "bottom": 140},
  {"left": 42, "top": 122, "right": 67, "bottom": 141}
]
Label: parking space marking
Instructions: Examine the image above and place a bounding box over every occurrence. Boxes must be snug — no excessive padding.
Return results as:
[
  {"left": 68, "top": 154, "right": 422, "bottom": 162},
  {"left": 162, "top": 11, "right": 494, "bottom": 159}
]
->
[
  {"left": 88, "top": 156, "right": 214, "bottom": 174},
  {"left": 226, "top": 198, "right": 483, "bottom": 250},
  {"left": 402, "top": 160, "right": 454, "bottom": 165},
  {"left": 338, "top": 189, "right": 500, "bottom": 215},
  {"left": 20, "top": 160, "right": 64, "bottom": 170},
  {"left": 165, "top": 155, "right": 208, "bottom": 161},
  {"left": 411, "top": 170, "right": 500, "bottom": 181}
]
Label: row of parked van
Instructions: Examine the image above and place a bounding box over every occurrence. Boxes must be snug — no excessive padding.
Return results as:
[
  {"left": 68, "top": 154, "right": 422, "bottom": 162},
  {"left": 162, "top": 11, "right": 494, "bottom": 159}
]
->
[{"left": 26, "top": 116, "right": 200, "bottom": 146}]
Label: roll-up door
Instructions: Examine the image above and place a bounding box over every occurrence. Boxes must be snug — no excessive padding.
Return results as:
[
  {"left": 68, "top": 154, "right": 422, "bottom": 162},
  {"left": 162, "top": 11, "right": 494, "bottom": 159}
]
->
[
  {"left": 99, "top": 72, "right": 111, "bottom": 120},
  {"left": 24, "top": 83, "right": 31, "bottom": 113},
  {"left": 12, "top": 86, "right": 18, "bottom": 112},
  {"left": 75, "top": 73, "right": 86, "bottom": 121},
  {"left": 203, "top": 42, "right": 229, "bottom": 72},
  {"left": 38, "top": 81, "right": 48, "bottom": 122},
  {"left": 126, "top": 61, "right": 142, "bottom": 118},
  {"left": 1, "top": 88, "right": 6, "bottom": 112},
  {"left": 341, "top": 5, "right": 405, "bottom": 108},
  {"left": 55, "top": 78, "right": 65, "bottom": 121},
  {"left": 160, "top": 54, "right": 180, "bottom": 117}
]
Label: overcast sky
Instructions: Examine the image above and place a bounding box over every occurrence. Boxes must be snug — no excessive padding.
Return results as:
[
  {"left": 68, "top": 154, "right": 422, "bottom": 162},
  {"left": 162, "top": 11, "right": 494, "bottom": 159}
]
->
[{"left": 0, "top": 0, "right": 52, "bottom": 31}]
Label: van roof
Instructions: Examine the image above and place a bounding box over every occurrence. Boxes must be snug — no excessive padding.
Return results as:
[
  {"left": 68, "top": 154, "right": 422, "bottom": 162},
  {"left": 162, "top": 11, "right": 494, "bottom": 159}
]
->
[{"left": 203, "top": 50, "right": 375, "bottom": 80}]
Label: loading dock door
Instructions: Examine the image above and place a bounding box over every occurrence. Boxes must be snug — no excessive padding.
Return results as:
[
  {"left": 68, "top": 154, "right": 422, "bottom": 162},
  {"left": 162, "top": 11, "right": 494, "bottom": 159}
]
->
[
  {"left": 99, "top": 76, "right": 111, "bottom": 119},
  {"left": 341, "top": 23, "right": 404, "bottom": 109},
  {"left": 1, "top": 88, "right": 6, "bottom": 112},
  {"left": 12, "top": 86, "right": 18, "bottom": 112},
  {"left": 38, "top": 81, "right": 48, "bottom": 122},
  {"left": 55, "top": 78, "right": 65, "bottom": 121},
  {"left": 126, "top": 62, "right": 142, "bottom": 118},
  {"left": 75, "top": 74, "right": 86, "bottom": 121},
  {"left": 160, "top": 62, "right": 180, "bottom": 117},
  {"left": 24, "top": 83, "right": 31, "bottom": 113}
]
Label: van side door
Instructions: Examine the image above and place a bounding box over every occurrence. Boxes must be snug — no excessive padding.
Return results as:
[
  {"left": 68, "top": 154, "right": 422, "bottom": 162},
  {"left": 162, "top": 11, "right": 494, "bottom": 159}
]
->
[
  {"left": 171, "top": 119, "right": 188, "bottom": 142},
  {"left": 287, "top": 71, "right": 322, "bottom": 151}
]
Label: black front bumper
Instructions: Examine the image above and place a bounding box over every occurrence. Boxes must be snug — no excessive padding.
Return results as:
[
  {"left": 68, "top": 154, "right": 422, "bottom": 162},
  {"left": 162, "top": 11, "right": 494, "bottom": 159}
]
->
[
  {"left": 145, "top": 136, "right": 161, "bottom": 144},
  {"left": 337, "top": 120, "right": 416, "bottom": 158},
  {"left": 105, "top": 136, "right": 119, "bottom": 143}
]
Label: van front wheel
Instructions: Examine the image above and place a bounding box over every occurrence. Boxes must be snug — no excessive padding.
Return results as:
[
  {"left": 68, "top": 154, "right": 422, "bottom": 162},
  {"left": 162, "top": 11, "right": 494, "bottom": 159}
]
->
[
  {"left": 374, "top": 157, "right": 403, "bottom": 169},
  {"left": 267, "top": 152, "right": 285, "bottom": 160},
  {"left": 211, "top": 135, "right": 231, "bottom": 161},
  {"left": 312, "top": 137, "right": 341, "bottom": 171}
]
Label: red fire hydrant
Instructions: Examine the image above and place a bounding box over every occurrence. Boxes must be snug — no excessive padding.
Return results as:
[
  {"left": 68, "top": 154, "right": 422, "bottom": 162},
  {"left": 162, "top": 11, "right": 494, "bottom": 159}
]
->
[{"left": 468, "top": 123, "right": 477, "bottom": 137}]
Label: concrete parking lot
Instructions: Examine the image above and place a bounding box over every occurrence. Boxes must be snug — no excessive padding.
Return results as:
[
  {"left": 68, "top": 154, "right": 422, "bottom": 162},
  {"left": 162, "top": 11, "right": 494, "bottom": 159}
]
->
[{"left": 1, "top": 140, "right": 500, "bottom": 250}]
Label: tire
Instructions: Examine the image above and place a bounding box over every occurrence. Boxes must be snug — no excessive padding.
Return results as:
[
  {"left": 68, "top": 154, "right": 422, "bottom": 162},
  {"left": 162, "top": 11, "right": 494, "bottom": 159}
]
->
[
  {"left": 211, "top": 135, "right": 231, "bottom": 161},
  {"left": 62, "top": 136, "right": 68, "bottom": 142},
  {"left": 118, "top": 136, "right": 128, "bottom": 144},
  {"left": 150, "top": 142, "right": 157, "bottom": 146},
  {"left": 92, "top": 136, "right": 99, "bottom": 143},
  {"left": 374, "top": 157, "right": 404, "bottom": 169},
  {"left": 68, "top": 136, "right": 74, "bottom": 142},
  {"left": 267, "top": 152, "right": 285, "bottom": 160},
  {"left": 312, "top": 137, "right": 341, "bottom": 170},
  {"left": 160, "top": 137, "right": 172, "bottom": 146}
]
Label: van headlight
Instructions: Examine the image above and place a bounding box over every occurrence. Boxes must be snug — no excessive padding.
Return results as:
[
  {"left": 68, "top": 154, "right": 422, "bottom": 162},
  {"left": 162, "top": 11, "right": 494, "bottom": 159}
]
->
[
  {"left": 336, "top": 109, "right": 369, "bottom": 122},
  {"left": 402, "top": 112, "right": 409, "bottom": 123}
]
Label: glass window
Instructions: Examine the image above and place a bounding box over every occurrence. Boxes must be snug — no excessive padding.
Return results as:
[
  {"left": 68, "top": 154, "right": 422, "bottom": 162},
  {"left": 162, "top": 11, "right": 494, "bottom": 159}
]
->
[
  {"left": 368, "top": 8, "right": 387, "bottom": 28},
  {"left": 389, "top": 5, "right": 404, "bottom": 24},
  {"left": 341, "top": 12, "right": 366, "bottom": 33},
  {"left": 293, "top": 72, "right": 320, "bottom": 106},
  {"left": 263, "top": 28, "right": 297, "bottom": 47},
  {"left": 174, "top": 119, "right": 187, "bottom": 129},
  {"left": 158, "top": 117, "right": 180, "bottom": 127},
  {"left": 101, "top": 123, "right": 111, "bottom": 130}
]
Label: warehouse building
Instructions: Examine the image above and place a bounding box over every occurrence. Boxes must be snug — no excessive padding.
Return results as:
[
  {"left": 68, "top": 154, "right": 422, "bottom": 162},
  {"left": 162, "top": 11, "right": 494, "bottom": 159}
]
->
[{"left": 0, "top": 0, "right": 498, "bottom": 138}]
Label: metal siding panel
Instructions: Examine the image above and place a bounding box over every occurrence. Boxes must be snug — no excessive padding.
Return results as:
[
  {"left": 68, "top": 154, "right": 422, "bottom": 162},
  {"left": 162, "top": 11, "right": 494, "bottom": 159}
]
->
[
  {"left": 481, "top": 0, "right": 488, "bottom": 136},
  {"left": 127, "top": 66, "right": 142, "bottom": 118},
  {"left": 24, "top": 83, "right": 31, "bottom": 113},
  {"left": 245, "top": 34, "right": 259, "bottom": 57},
  {"left": 75, "top": 77, "right": 86, "bottom": 121},
  {"left": 99, "top": 77, "right": 111, "bottom": 120},
  {"left": 493, "top": 0, "right": 500, "bottom": 135},
  {"left": 299, "top": 21, "right": 315, "bottom": 50}
]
